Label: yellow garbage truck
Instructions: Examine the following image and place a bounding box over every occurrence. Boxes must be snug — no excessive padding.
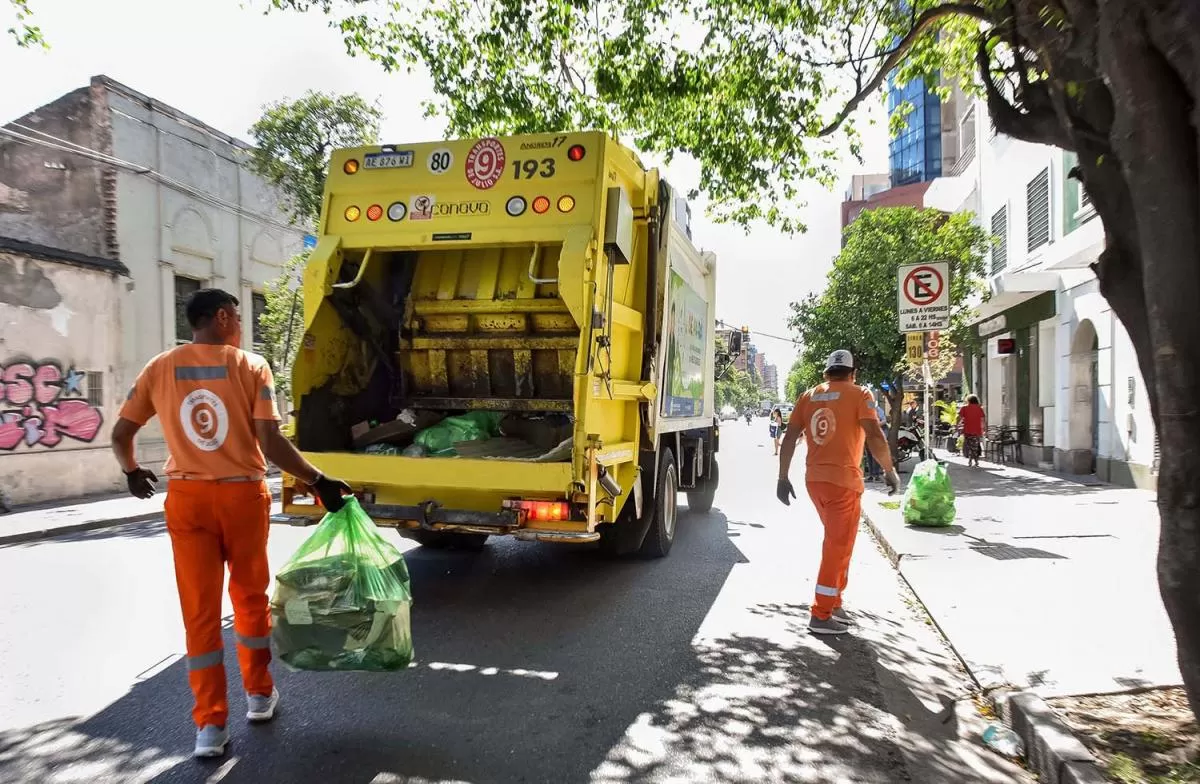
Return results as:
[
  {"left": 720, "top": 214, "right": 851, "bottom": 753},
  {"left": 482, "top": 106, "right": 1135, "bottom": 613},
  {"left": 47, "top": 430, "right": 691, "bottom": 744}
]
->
[{"left": 273, "top": 132, "right": 723, "bottom": 557}]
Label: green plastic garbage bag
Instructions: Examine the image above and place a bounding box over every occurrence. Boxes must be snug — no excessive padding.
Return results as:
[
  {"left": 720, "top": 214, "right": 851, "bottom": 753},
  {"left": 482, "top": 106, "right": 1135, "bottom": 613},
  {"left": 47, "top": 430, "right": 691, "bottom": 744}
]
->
[
  {"left": 901, "top": 459, "right": 957, "bottom": 527},
  {"left": 270, "top": 497, "right": 414, "bottom": 671},
  {"left": 412, "top": 411, "right": 502, "bottom": 456}
]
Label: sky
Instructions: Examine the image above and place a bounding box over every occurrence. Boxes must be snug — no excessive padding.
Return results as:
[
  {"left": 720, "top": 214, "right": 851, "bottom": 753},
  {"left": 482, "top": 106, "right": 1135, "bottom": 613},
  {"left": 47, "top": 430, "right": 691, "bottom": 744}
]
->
[{"left": 1, "top": 0, "right": 890, "bottom": 387}]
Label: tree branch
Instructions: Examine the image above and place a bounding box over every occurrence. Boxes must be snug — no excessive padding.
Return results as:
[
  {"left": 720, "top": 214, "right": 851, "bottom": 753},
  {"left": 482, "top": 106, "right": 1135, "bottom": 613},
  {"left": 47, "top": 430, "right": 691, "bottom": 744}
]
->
[
  {"left": 818, "top": 3, "right": 993, "bottom": 136},
  {"left": 975, "top": 35, "right": 1072, "bottom": 148}
]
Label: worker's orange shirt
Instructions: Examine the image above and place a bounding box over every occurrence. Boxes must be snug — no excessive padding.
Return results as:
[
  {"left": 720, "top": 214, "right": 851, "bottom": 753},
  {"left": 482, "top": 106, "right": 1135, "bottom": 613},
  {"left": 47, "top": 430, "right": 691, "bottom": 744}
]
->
[
  {"left": 119, "top": 344, "right": 280, "bottom": 480},
  {"left": 795, "top": 381, "right": 876, "bottom": 492}
]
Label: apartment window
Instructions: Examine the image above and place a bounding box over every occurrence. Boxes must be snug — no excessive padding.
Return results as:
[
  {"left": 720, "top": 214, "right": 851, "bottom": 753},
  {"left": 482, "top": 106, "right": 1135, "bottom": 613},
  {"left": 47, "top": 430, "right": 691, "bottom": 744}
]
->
[
  {"left": 252, "top": 292, "right": 268, "bottom": 351},
  {"left": 1026, "top": 168, "right": 1051, "bottom": 253},
  {"left": 959, "top": 105, "right": 977, "bottom": 163},
  {"left": 175, "top": 276, "right": 202, "bottom": 344},
  {"left": 991, "top": 206, "right": 1008, "bottom": 275},
  {"left": 86, "top": 371, "right": 104, "bottom": 406}
]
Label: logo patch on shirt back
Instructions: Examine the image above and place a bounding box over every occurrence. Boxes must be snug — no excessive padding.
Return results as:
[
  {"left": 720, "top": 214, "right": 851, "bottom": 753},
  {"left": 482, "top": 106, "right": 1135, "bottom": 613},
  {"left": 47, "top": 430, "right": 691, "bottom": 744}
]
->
[
  {"left": 810, "top": 408, "right": 837, "bottom": 446},
  {"left": 180, "top": 389, "right": 229, "bottom": 451}
]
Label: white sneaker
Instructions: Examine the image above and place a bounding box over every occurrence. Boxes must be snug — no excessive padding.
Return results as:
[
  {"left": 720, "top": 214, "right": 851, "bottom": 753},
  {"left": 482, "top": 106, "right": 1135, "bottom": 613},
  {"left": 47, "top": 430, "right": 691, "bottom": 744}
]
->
[
  {"left": 246, "top": 688, "right": 280, "bottom": 722},
  {"left": 194, "top": 725, "right": 229, "bottom": 758}
]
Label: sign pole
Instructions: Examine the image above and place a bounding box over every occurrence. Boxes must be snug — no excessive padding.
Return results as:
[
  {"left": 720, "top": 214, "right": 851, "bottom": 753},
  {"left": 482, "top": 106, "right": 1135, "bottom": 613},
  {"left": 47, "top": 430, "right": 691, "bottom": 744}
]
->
[{"left": 923, "top": 359, "right": 934, "bottom": 461}]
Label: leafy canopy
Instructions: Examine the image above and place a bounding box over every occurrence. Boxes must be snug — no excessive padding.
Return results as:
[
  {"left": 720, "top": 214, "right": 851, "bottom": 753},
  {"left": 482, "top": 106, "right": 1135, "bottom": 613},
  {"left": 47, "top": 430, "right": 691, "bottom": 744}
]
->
[
  {"left": 716, "top": 367, "right": 761, "bottom": 412},
  {"left": 789, "top": 207, "right": 988, "bottom": 390},
  {"left": 248, "top": 91, "right": 382, "bottom": 226},
  {"left": 5, "top": 0, "right": 43, "bottom": 48}
]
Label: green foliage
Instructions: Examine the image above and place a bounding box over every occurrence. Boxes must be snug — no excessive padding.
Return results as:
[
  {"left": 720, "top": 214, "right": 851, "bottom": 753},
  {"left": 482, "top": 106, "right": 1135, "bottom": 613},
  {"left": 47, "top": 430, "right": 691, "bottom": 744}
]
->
[
  {"left": 716, "top": 368, "right": 758, "bottom": 412},
  {"left": 6, "top": 0, "right": 44, "bottom": 47},
  {"left": 249, "top": 91, "right": 382, "bottom": 225},
  {"left": 935, "top": 399, "right": 960, "bottom": 426},
  {"left": 257, "top": 254, "right": 307, "bottom": 401},
  {"left": 259, "top": 0, "right": 972, "bottom": 230},
  {"left": 784, "top": 356, "right": 822, "bottom": 401},
  {"left": 788, "top": 207, "right": 988, "bottom": 389}
]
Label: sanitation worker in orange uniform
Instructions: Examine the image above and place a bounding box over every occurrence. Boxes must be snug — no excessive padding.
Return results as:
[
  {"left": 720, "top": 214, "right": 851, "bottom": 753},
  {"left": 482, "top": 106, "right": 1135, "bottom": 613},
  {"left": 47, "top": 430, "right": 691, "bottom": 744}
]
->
[
  {"left": 111, "top": 288, "right": 351, "bottom": 758},
  {"left": 776, "top": 350, "right": 900, "bottom": 635}
]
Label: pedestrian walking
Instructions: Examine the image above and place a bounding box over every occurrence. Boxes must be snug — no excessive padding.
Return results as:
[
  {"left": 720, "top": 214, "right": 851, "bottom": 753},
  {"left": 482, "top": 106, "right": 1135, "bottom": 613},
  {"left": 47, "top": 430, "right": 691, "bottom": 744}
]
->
[
  {"left": 776, "top": 350, "right": 899, "bottom": 636},
  {"left": 957, "top": 394, "right": 987, "bottom": 468},
  {"left": 769, "top": 406, "right": 784, "bottom": 456},
  {"left": 110, "top": 288, "right": 352, "bottom": 758}
]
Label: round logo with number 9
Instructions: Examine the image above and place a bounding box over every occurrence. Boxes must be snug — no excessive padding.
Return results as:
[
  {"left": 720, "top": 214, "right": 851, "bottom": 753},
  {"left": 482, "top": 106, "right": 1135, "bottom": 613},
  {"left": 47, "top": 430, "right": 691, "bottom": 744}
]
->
[
  {"left": 465, "top": 138, "right": 506, "bottom": 190},
  {"left": 180, "top": 389, "right": 229, "bottom": 451},
  {"left": 810, "top": 408, "right": 836, "bottom": 446}
]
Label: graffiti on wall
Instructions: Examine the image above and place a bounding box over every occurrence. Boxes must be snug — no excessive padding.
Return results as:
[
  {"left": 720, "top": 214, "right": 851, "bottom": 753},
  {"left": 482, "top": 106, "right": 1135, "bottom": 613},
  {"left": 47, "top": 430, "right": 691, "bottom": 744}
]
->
[{"left": 0, "top": 360, "right": 103, "bottom": 450}]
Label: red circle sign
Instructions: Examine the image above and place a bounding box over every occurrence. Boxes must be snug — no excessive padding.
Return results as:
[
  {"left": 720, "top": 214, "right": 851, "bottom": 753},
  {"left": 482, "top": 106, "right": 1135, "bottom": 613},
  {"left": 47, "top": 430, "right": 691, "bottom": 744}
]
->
[
  {"left": 465, "top": 138, "right": 506, "bottom": 190},
  {"left": 903, "top": 266, "right": 944, "bottom": 306}
]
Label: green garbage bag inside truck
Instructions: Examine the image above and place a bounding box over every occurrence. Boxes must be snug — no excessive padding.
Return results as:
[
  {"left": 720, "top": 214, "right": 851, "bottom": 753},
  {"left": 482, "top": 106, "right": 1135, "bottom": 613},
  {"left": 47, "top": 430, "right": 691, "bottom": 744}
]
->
[
  {"left": 901, "top": 459, "right": 957, "bottom": 527},
  {"left": 270, "top": 497, "right": 414, "bottom": 671},
  {"left": 411, "top": 411, "right": 503, "bottom": 457}
]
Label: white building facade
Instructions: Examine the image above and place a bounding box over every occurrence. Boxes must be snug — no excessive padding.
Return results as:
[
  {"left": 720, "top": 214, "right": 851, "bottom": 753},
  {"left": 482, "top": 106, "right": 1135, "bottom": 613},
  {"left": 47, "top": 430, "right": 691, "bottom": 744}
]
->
[
  {"left": 0, "top": 76, "right": 304, "bottom": 504},
  {"left": 925, "top": 89, "right": 1156, "bottom": 489}
]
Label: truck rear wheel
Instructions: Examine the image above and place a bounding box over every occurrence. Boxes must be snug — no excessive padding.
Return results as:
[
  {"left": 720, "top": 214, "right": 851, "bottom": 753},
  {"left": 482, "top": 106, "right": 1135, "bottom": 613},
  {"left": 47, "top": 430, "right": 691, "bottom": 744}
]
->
[
  {"left": 686, "top": 456, "right": 718, "bottom": 514},
  {"left": 411, "top": 530, "right": 489, "bottom": 551},
  {"left": 638, "top": 448, "right": 678, "bottom": 558}
]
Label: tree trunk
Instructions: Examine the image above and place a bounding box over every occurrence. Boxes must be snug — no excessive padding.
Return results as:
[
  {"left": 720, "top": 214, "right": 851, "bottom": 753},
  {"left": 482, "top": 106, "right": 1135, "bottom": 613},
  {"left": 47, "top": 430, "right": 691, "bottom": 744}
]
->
[{"left": 1095, "top": 0, "right": 1200, "bottom": 718}]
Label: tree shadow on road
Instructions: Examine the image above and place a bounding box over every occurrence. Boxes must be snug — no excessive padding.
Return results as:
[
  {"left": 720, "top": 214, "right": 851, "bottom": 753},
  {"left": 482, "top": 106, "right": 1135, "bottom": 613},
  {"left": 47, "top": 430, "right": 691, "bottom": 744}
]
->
[{"left": 0, "top": 508, "right": 745, "bottom": 784}]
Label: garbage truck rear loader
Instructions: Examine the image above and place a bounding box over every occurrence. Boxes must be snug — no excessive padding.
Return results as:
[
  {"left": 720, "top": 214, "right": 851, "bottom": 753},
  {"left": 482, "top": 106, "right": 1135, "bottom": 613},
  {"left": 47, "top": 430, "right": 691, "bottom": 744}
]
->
[{"left": 273, "top": 132, "right": 720, "bottom": 557}]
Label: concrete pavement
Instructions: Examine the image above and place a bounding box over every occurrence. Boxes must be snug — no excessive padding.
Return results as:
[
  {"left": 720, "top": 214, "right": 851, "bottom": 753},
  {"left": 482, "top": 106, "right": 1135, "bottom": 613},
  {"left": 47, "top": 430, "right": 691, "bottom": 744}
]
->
[
  {"left": 861, "top": 452, "right": 1179, "bottom": 698},
  {"left": 0, "top": 425, "right": 1028, "bottom": 783}
]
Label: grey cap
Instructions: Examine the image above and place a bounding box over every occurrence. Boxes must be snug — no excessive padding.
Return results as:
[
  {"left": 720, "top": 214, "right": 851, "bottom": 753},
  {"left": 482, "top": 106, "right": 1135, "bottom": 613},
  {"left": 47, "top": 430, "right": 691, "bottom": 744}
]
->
[{"left": 825, "top": 349, "right": 854, "bottom": 372}]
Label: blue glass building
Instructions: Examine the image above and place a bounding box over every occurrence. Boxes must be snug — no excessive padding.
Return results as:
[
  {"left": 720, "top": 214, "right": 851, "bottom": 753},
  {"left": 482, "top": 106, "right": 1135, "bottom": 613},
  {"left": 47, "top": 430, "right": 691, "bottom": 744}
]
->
[{"left": 887, "top": 73, "right": 943, "bottom": 186}]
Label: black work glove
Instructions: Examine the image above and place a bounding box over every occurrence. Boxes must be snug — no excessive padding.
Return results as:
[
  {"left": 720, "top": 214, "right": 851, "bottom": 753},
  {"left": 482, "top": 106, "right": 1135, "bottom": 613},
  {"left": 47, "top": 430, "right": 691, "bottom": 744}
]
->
[
  {"left": 777, "top": 478, "right": 797, "bottom": 506},
  {"left": 125, "top": 467, "right": 158, "bottom": 499},
  {"left": 312, "top": 473, "right": 353, "bottom": 513}
]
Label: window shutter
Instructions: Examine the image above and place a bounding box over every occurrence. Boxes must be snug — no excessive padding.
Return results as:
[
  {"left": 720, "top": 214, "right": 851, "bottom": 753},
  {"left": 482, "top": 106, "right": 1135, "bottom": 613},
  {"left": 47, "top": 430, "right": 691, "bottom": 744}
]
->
[
  {"left": 991, "top": 207, "right": 1008, "bottom": 275},
  {"left": 1027, "top": 168, "right": 1051, "bottom": 253},
  {"left": 174, "top": 276, "right": 202, "bottom": 345}
]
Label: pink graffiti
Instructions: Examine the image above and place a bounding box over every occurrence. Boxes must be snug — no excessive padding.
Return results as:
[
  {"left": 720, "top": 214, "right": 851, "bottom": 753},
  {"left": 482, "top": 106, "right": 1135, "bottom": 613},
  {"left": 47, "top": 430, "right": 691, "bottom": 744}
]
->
[
  {"left": 1, "top": 362, "right": 63, "bottom": 405},
  {"left": 0, "top": 360, "right": 102, "bottom": 450},
  {"left": 0, "top": 401, "right": 102, "bottom": 449}
]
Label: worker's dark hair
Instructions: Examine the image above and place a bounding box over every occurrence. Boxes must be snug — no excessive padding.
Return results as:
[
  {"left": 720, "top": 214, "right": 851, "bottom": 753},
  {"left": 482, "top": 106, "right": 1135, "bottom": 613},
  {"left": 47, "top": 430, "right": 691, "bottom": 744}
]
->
[
  {"left": 967, "top": 394, "right": 980, "bottom": 405},
  {"left": 825, "top": 366, "right": 854, "bottom": 381},
  {"left": 186, "top": 288, "right": 239, "bottom": 329}
]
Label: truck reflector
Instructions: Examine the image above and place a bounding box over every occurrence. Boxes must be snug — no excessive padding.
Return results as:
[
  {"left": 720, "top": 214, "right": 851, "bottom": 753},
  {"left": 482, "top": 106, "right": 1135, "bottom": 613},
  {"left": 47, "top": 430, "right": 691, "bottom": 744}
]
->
[
  {"left": 387, "top": 201, "right": 407, "bottom": 221},
  {"left": 344, "top": 205, "right": 361, "bottom": 222},
  {"left": 532, "top": 196, "right": 551, "bottom": 214},
  {"left": 567, "top": 145, "right": 586, "bottom": 161},
  {"left": 366, "top": 204, "right": 383, "bottom": 221},
  {"left": 557, "top": 195, "right": 575, "bottom": 213},
  {"left": 343, "top": 159, "right": 359, "bottom": 174}
]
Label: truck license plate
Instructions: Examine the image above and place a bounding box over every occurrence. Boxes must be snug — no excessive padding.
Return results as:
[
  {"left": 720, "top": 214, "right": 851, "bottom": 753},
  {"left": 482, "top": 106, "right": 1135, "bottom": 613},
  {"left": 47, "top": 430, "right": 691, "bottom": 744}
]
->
[{"left": 364, "top": 151, "right": 414, "bottom": 169}]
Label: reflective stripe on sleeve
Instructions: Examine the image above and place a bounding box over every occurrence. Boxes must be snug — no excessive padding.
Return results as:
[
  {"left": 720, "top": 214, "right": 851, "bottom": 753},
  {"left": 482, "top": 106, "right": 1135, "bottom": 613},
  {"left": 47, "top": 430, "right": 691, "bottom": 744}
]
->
[
  {"left": 815, "top": 584, "right": 840, "bottom": 597},
  {"left": 187, "top": 649, "right": 224, "bottom": 670},
  {"left": 236, "top": 633, "right": 271, "bottom": 650}
]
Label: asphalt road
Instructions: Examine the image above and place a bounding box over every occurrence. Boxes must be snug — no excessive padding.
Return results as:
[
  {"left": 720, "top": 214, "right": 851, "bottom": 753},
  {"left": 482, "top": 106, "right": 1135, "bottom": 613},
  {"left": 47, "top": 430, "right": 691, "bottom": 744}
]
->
[{"left": 0, "top": 423, "right": 1029, "bottom": 784}]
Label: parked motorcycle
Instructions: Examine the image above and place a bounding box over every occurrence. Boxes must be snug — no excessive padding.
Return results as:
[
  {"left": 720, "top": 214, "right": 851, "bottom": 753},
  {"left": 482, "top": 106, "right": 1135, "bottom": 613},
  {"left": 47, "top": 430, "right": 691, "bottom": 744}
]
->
[{"left": 896, "top": 421, "right": 928, "bottom": 464}]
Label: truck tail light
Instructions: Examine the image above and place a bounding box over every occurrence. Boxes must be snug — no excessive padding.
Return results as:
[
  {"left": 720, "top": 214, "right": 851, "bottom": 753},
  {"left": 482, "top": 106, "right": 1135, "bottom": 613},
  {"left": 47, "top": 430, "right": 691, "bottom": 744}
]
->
[
  {"left": 504, "top": 500, "right": 571, "bottom": 522},
  {"left": 532, "top": 196, "right": 551, "bottom": 214},
  {"left": 567, "top": 145, "right": 586, "bottom": 162}
]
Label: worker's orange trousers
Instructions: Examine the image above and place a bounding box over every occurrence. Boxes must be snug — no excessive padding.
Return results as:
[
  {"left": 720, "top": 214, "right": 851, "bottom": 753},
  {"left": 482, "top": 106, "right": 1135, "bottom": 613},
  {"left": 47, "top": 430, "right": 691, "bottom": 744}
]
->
[
  {"left": 165, "top": 480, "right": 274, "bottom": 728},
  {"left": 806, "top": 481, "right": 863, "bottom": 620}
]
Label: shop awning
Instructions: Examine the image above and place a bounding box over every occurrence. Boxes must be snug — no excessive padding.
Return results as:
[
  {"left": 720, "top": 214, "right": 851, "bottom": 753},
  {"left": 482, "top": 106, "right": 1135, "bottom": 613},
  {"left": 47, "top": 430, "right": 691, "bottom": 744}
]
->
[{"left": 968, "top": 270, "right": 1060, "bottom": 324}]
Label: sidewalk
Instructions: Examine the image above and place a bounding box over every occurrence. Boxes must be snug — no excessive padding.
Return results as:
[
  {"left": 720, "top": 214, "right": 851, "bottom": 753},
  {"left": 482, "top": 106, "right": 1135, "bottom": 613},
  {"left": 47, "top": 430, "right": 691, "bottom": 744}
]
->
[
  {"left": 0, "top": 477, "right": 283, "bottom": 546},
  {"left": 861, "top": 453, "right": 1180, "bottom": 699}
]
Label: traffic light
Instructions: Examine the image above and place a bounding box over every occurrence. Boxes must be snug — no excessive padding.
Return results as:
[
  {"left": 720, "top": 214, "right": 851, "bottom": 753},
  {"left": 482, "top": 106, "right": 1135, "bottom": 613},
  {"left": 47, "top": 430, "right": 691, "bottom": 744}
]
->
[{"left": 740, "top": 325, "right": 750, "bottom": 347}]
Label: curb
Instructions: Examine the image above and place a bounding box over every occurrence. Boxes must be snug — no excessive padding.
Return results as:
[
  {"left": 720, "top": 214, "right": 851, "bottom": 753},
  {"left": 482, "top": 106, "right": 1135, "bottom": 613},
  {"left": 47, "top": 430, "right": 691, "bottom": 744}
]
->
[
  {"left": 995, "top": 691, "right": 1108, "bottom": 784},
  {"left": 861, "top": 500, "right": 1108, "bottom": 784},
  {"left": 0, "top": 487, "right": 284, "bottom": 547}
]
